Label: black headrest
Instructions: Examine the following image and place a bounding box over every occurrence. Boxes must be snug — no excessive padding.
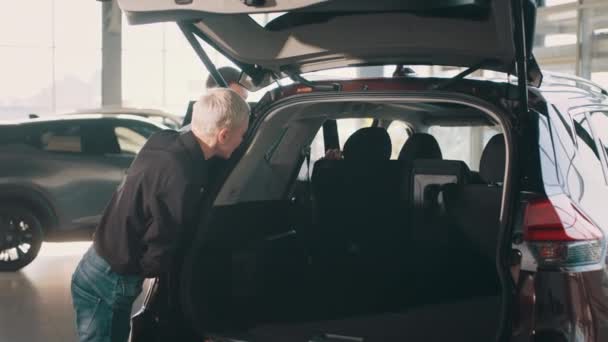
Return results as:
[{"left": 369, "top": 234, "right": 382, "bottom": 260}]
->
[
  {"left": 480, "top": 134, "right": 505, "bottom": 184},
  {"left": 398, "top": 133, "right": 443, "bottom": 161},
  {"left": 342, "top": 127, "right": 392, "bottom": 161}
]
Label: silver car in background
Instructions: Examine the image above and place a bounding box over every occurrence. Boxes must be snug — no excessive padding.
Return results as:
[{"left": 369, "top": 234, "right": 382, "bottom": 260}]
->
[
  {"left": 65, "top": 107, "right": 182, "bottom": 130},
  {"left": 0, "top": 114, "right": 167, "bottom": 271}
]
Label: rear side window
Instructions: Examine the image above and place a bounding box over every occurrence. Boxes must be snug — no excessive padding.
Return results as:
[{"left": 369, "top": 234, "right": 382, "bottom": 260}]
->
[
  {"left": 386, "top": 120, "right": 410, "bottom": 159},
  {"left": 573, "top": 116, "right": 600, "bottom": 161},
  {"left": 566, "top": 113, "right": 608, "bottom": 200},
  {"left": 297, "top": 118, "right": 371, "bottom": 181},
  {"left": 40, "top": 123, "right": 82, "bottom": 153},
  {"left": 306, "top": 118, "right": 373, "bottom": 162},
  {"left": 588, "top": 111, "right": 608, "bottom": 166},
  {"left": 112, "top": 120, "right": 161, "bottom": 155},
  {"left": 427, "top": 126, "right": 500, "bottom": 170}
]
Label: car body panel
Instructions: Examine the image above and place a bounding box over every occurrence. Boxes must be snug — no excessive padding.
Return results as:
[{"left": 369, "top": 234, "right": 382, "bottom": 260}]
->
[
  {"left": 0, "top": 116, "right": 166, "bottom": 238},
  {"left": 506, "top": 75, "right": 608, "bottom": 341}
]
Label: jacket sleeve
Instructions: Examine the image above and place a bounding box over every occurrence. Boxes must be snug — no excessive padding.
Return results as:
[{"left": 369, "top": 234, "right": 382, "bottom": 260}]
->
[{"left": 139, "top": 171, "right": 200, "bottom": 278}]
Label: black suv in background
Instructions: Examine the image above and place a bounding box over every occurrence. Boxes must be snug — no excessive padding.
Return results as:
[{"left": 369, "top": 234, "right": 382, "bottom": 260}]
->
[
  {"left": 0, "top": 115, "right": 165, "bottom": 271},
  {"left": 116, "top": 1, "right": 608, "bottom": 341}
]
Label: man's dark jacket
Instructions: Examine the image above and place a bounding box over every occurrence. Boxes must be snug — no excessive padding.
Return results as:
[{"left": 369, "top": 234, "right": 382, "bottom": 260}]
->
[{"left": 94, "top": 130, "right": 208, "bottom": 278}]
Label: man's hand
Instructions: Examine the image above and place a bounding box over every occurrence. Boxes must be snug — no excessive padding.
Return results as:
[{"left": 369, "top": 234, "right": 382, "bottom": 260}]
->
[{"left": 323, "top": 149, "right": 342, "bottom": 160}]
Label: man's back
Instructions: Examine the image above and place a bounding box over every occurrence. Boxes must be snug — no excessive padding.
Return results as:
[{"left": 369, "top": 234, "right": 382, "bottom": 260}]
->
[{"left": 94, "top": 130, "right": 208, "bottom": 278}]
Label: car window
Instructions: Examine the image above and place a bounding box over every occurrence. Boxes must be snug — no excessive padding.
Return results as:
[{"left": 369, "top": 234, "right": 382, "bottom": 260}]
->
[
  {"left": 386, "top": 120, "right": 410, "bottom": 159},
  {"left": 546, "top": 105, "right": 575, "bottom": 189},
  {"left": 113, "top": 121, "right": 161, "bottom": 155},
  {"left": 589, "top": 111, "right": 608, "bottom": 167},
  {"left": 426, "top": 125, "right": 500, "bottom": 170},
  {"left": 573, "top": 116, "right": 600, "bottom": 160},
  {"left": 307, "top": 118, "right": 373, "bottom": 162},
  {"left": 297, "top": 118, "right": 372, "bottom": 181},
  {"left": 40, "top": 123, "right": 82, "bottom": 153},
  {"left": 427, "top": 126, "right": 473, "bottom": 167},
  {"left": 572, "top": 113, "right": 607, "bottom": 187}
]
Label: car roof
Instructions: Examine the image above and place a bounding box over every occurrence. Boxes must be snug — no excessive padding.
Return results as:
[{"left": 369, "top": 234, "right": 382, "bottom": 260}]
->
[
  {"left": 64, "top": 106, "right": 175, "bottom": 117},
  {"left": 63, "top": 107, "right": 182, "bottom": 126},
  {"left": 537, "top": 72, "right": 608, "bottom": 110},
  {"left": 0, "top": 113, "right": 169, "bottom": 129}
]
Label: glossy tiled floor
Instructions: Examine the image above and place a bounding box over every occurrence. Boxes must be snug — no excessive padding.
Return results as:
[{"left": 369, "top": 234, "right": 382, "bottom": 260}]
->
[{"left": 0, "top": 242, "right": 146, "bottom": 342}]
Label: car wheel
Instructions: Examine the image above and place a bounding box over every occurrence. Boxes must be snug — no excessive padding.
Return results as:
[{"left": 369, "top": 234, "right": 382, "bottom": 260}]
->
[{"left": 0, "top": 206, "right": 44, "bottom": 272}]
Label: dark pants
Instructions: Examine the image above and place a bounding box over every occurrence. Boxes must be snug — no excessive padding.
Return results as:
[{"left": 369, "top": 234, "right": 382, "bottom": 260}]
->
[{"left": 71, "top": 246, "right": 143, "bottom": 342}]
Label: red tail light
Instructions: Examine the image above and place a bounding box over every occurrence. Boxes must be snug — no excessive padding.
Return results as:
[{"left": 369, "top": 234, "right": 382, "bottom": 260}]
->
[{"left": 523, "top": 195, "right": 605, "bottom": 270}]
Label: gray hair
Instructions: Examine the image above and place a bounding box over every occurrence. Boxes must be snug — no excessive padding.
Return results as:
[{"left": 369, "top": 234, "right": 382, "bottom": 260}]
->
[{"left": 191, "top": 88, "right": 250, "bottom": 138}]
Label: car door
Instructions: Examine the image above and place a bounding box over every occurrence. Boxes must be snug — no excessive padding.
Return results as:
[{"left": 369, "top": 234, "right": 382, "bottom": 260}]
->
[{"left": 24, "top": 120, "right": 120, "bottom": 232}]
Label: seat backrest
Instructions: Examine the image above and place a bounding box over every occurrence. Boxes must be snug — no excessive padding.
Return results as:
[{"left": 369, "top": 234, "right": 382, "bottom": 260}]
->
[
  {"left": 311, "top": 158, "right": 411, "bottom": 312},
  {"left": 398, "top": 133, "right": 443, "bottom": 162},
  {"left": 410, "top": 159, "right": 470, "bottom": 211},
  {"left": 405, "top": 159, "right": 471, "bottom": 272},
  {"left": 311, "top": 126, "right": 397, "bottom": 234},
  {"left": 311, "top": 159, "right": 410, "bottom": 266},
  {"left": 441, "top": 134, "right": 505, "bottom": 261},
  {"left": 342, "top": 127, "right": 392, "bottom": 161},
  {"left": 312, "top": 159, "right": 408, "bottom": 228},
  {"left": 479, "top": 134, "right": 505, "bottom": 185}
]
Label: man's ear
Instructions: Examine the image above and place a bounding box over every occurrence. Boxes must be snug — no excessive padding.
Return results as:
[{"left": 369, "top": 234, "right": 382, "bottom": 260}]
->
[{"left": 217, "top": 128, "right": 229, "bottom": 144}]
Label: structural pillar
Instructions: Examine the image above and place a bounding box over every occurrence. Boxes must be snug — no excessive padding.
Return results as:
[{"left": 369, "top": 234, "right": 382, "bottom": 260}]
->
[
  {"left": 577, "top": 1, "right": 593, "bottom": 79},
  {"left": 101, "top": 0, "right": 122, "bottom": 106}
]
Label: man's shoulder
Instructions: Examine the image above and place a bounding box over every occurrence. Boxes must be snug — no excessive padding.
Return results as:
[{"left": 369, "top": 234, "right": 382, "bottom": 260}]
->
[
  {"left": 140, "top": 130, "right": 190, "bottom": 159},
  {"left": 143, "top": 130, "right": 180, "bottom": 149},
  {"left": 130, "top": 131, "right": 181, "bottom": 170},
  {"left": 141, "top": 131, "right": 196, "bottom": 170}
]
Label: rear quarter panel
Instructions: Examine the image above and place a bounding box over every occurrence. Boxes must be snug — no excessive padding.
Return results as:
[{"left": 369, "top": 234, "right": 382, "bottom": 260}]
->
[{"left": 528, "top": 88, "right": 608, "bottom": 342}]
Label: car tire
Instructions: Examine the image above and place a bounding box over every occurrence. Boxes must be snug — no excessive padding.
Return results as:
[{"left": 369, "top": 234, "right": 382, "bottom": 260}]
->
[{"left": 0, "top": 206, "right": 44, "bottom": 272}]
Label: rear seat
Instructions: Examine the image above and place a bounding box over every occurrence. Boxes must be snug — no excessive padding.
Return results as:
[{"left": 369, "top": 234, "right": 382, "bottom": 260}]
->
[
  {"left": 398, "top": 133, "right": 470, "bottom": 213},
  {"left": 410, "top": 159, "right": 470, "bottom": 212},
  {"left": 442, "top": 134, "right": 505, "bottom": 262},
  {"left": 398, "top": 133, "right": 443, "bottom": 162},
  {"left": 311, "top": 130, "right": 484, "bottom": 311},
  {"left": 439, "top": 134, "right": 506, "bottom": 297},
  {"left": 393, "top": 134, "right": 476, "bottom": 305},
  {"left": 311, "top": 127, "right": 409, "bottom": 314}
]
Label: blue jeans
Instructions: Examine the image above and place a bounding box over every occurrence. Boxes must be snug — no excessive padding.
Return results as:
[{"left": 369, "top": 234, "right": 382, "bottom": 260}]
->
[{"left": 71, "top": 246, "right": 143, "bottom": 342}]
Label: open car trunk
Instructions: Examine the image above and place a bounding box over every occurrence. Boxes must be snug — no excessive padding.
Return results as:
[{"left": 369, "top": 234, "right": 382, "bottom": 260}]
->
[
  {"left": 174, "top": 93, "right": 510, "bottom": 342},
  {"left": 117, "top": 0, "right": 542, "bottom": 90}
]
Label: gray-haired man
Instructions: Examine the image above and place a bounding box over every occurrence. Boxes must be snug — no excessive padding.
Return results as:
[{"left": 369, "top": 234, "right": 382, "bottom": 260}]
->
[{"left": 71, "top": 88, "right": 249, "bottom": 342}]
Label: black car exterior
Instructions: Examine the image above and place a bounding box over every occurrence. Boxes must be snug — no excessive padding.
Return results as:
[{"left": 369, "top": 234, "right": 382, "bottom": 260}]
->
[
  {"left": 116, "top": 1, "right": 608, "bottom": 341},
  {"left": 124, "top": 73, "right": 608, "bottom": 342}
]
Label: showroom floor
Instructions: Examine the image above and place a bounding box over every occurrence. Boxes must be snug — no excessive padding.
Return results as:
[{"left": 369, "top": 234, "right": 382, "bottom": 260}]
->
[{"left": 0, "top": 242, "right": 147, "bottom": 342}]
